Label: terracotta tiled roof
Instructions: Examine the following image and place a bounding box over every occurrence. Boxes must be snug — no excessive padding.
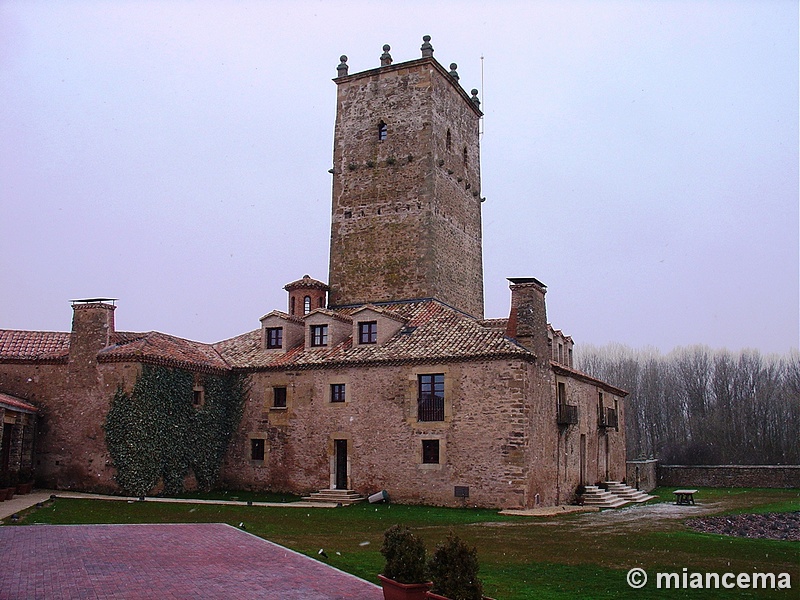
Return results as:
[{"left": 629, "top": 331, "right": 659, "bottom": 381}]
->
[
  {"left": 259, "top": 310, "right": 303, "bottom": 324},
  {"left": 0, "top": 392, "right": 38, "bottom": 414},
  {"left": 305, "top": 308, "right": 353, "bottom": 324},
  {"left": 551, "top": 361, "right": 628, "bottom": 397},
  {"left": 0, "top": 330, "right": 71, "bottom": 362},
  {"left": 214, "top": 300, "right": 532, "bottom": 370},
  {"left": 284, "top": 275, "right": 329, "bottom": 292},
  {"left": 1, "top": 301, "right": 536, "bottom": 373},
  {"left": 352, "top": 304, "right": 407, "bottom": 323},
  {"left": 99, "top": 331, "right": 229, "bottom": 373},
  {"left": 479, "top": 318, "right": 508, "bottom": 331},
  {"left": 0, "top": 328, "right": 228, "bottom": 373}
]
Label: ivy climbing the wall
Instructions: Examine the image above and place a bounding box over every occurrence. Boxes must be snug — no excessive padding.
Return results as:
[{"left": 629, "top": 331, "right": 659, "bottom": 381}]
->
[{"left": 104, "top": 365, "right": 247, "bottom": 497}]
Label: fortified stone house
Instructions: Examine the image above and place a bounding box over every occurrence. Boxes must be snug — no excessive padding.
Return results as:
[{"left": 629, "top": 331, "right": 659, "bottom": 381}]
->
[{"left": 0, "top": 38, "right": 626, "bottom": 509}]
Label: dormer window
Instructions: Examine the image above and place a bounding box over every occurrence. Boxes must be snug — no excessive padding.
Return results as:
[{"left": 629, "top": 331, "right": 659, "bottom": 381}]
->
[
  {"left": 303, "top": 296, "right": 311, "bottom": 315},
  {"left": 378, "top": 121, "right": 387, "bottom": 141},
  {"left": 358, "top": 321, "right": 377, "bottom": 344},
  {"left": 310, "top": 324, "right": 328, "bottom": 347},
  {"left": 266, "top": 327, "right": 283, "bottom": 349}
]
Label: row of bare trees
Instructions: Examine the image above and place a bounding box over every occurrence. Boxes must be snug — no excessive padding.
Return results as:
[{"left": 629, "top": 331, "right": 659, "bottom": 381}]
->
[{"left": 576, "top": 345, "right": 800, "bottom": 465}]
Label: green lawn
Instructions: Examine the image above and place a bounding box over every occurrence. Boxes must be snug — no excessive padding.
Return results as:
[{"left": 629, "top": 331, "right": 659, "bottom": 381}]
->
[{"left": 7, "top": 487, "right": 799, "bottom": 599}]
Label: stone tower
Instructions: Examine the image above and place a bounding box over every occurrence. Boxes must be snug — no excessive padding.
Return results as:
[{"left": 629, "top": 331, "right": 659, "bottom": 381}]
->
[{"left": 327, "top": 37, "right": 485, "bottom": 318}]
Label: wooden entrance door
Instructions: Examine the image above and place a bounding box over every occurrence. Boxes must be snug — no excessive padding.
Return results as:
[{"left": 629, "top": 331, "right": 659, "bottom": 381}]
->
[
  {"left": 334, "top": 439, "right": 348, "bottom": 490},
  {"left": 579, "top": 434, "right": 587, "bottom": 486}
]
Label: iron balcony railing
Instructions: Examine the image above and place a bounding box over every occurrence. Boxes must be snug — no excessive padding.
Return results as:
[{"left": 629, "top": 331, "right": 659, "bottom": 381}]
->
[
  {"left": 418, "top": 395, "right": 445, "bottom": 422},
  {"left": 557, "top": 403, "right": 578, "bottom": 425},
  {"left": 599, "top": 407, "right": 618, "bottom": 429}
]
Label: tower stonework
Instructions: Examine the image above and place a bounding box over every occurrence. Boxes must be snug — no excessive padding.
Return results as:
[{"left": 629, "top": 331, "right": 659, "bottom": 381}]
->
[{"left": 327, "top": 41, "right": 485, "bottom": 318}]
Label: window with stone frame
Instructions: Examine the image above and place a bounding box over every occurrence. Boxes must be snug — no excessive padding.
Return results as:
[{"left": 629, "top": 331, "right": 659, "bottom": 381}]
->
[
  {"left": 422, "top": 439, "right": 440, "bottom": 464},
  {"left": 250, "top": 438, "right": 265, "bottom": 462},
  {"left": 273, "top": 386, "right": 287, "bottom": 408},
  {"left": 330, "top": 383, "right": 346, "bottom": 403},
  {"left": 310, "top": 324, "right": 328, "bottom": 347},
  {"left": 417, "top": 373, "right": 445, "bottom": 421},
  {"left": 358, "top": 321, "right": 378, "bottom": 344},
  {"left": 192, "top": 386, "right": 205, "bottom": 408},
  {"left": 266, "top": 327, "right": 283, "bottom": 349}
]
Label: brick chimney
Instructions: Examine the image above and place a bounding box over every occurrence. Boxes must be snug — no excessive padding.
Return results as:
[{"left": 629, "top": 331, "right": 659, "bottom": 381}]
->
[
  {"left": 505, "top": 278, "right": 549, "bottom": 360},
  {"left": 69, "top": 299, "right": 116, "bottom": 363}
]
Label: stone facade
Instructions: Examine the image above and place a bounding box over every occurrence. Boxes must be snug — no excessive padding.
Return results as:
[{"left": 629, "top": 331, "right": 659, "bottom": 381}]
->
[{"left": 0, "top": 38, "right": 628, "bottom": 508}]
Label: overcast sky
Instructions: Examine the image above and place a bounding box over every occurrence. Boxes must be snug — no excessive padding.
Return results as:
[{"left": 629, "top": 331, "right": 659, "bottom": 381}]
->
[{"left": 1, "top": 1, "right": 797, "bottom": 354}]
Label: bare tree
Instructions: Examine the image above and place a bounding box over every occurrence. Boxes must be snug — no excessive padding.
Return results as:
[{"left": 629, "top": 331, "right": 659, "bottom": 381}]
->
[{"left": 577, "top": 344, "right": 799, "bottom": 465}]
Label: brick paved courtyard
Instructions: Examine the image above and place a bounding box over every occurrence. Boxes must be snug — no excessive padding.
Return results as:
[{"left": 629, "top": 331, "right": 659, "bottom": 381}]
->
[{"left": 0, "top": 523, "right": 383, "bottom": 599}]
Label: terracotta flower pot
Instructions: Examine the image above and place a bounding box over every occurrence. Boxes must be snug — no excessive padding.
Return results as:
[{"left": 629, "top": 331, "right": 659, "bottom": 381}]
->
[{"left": 378, "top": 574, "right": 432, "bottom": 600}]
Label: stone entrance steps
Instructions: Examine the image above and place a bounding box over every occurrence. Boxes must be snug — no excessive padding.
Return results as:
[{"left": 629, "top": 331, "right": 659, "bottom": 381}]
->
[
  {"left": 582, "top": 485, "right": 629, "bottom": 508},
  {"left": 605, "top": 481, "right": 656, "bottom": 503},
  {"left": 302, "top": 489, "right": 365, "bottom": 506}
]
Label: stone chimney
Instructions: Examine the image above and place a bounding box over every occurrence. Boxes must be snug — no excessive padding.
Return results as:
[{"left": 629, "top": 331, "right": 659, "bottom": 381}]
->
[
  {"left": 505, "top": 278, "right": 549, "bottom": 360},
  {"left": 69, "top": 299, "right": 116, "bottom": 362}
]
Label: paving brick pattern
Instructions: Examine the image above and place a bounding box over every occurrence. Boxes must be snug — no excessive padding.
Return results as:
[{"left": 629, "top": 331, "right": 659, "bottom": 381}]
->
[{"left": 0, "top": 523, "right": 382, "bottom": 599}]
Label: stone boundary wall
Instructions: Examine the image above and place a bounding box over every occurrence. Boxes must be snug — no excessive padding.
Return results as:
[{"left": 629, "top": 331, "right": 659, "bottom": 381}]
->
[
  {"left": 626, "top": 459, "right": 658, "bottom": 492},
  {"left": 657, "top": 465, "right": 800, "bottom": 489}
]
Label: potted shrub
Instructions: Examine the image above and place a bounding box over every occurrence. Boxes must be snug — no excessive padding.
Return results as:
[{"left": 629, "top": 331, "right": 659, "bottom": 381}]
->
[
  {"left": 1, "top": 471, "right": 18, "bottom": 501},
  {"left": 378, "top": 525, "right": 432, "bottom": 600},
  {"left": 426, "top": 532, "right": 489, "bottom": 600},
  {"left": 16, "top": 468, "right": 34, "bottom": 494},
  {"left": 0, "top": 472, "right": 10, "bottom": 501}
]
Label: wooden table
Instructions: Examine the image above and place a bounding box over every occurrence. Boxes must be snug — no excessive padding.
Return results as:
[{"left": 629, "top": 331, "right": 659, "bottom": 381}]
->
[{"left": 673, "top": 489, "right": 698, "bottom": 505}]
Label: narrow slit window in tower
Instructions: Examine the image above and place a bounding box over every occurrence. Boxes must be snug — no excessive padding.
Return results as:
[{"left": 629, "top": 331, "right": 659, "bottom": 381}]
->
[{"left": 378, "top": 121, "right": 387, "bottom": 141}]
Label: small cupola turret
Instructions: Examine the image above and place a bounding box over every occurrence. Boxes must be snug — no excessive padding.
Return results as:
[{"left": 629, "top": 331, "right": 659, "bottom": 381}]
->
[{"left": 284, "top": 275, "right": 329, "bottom": 317}]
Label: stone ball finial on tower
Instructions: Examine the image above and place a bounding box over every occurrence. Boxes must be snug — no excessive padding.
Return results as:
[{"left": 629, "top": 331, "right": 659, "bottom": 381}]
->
[
  {"left": 421, "top": 35, "right": 434, "bottom": 57},
  {"left": 470, "top": 89, "right": 481, "bottom": 108},
  {"left": 449, "top": 63, "right": 459, "bottom": 81},
  {"left": 380, "top": 44, "right": 392, "bottom": 66},
  {"left": 337, "top": 55, "right": 349, "bottom": 77}
]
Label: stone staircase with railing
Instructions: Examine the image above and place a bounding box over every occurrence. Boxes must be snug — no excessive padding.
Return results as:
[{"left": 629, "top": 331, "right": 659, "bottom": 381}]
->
[
  {"left": 604, "top": 481, "right": 656, "bottom": 503},
  {"left": 302, "top": 489, "right": 365, "bottom": 506}
]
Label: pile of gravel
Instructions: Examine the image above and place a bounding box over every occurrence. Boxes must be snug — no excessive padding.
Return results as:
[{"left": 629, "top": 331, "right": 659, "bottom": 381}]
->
[{"left": 686, "top": 512, "right": 800, "bottom": 541}]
